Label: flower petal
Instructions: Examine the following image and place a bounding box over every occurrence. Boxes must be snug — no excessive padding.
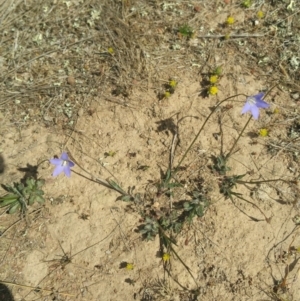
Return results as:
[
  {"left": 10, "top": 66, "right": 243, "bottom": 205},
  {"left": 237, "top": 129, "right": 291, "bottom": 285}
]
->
[
  {"left": 254, "top": 92, "right": 265, "bottom": 102},
  {"left": 52, "top": 165, "right": 65, "bottom": 177},
  {"left": 241, "top": 102, "right": 251, "bottom": 114},
  {"left": 50, "top": 158, "right": 62, "bottom": 165},
  {"left": 64, "top": 166, "right": 71, "bottom": 177},
  {"left": 256, "top": 98, "right": 270, "bottom": 109},
  {"left": 68, "top": 161, "right": 75, "bottom": 167},
  {"left": 61, "top": 152, "right": 69, "bottom": 160},
  {"left": 250, "top": 105, "right": 260, "bottom": 119}
]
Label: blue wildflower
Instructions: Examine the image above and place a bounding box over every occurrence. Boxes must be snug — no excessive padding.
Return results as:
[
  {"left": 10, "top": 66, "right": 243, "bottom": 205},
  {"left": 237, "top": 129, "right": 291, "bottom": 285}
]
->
[
  {"left": 50, "top": 152, "right": 75, "bottom": 177},
  {"left": 241, "top": 92, "right": 269, "bottom": 120}
]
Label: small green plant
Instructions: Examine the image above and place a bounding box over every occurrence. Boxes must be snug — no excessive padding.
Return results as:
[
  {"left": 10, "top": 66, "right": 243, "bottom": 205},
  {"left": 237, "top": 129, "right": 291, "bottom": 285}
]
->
[
  {"left": 0, "top": 178, "right": 45, "bottom": 214},
  {"left": 140, "top": 217, "right": 159, "bottom": 240},
  {"left": 160, "top": 210, "right": 182, "bottom": 234},
  {"left": 241, "top": 0, "right": 251, "bottom": 8},
  {"left": 212, "top": 155, "right": 231, "bottom": 175},
  {"left": 212, "top": 66, "right": 222, "bottom": 76},
  {"left": 178, "top": 24, "right": 194, "bottom": 39},
  {"left": 104, "top": 150, "right": 118, "bottom": 158},
  {"left": 157, "top": 169, "right": 182, "bottom": 197},
  {"left": 183, "top": 191, "right": 209, "bottom": 223},
  {"left": 219, "top": 174, "right": 246, "bottom": 199}
]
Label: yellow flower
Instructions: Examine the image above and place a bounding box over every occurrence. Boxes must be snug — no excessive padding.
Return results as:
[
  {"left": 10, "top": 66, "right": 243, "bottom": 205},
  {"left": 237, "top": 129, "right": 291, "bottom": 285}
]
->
[
  {"left": 108, "top": 47, "right": 114, "bottom": 54},
  {"left": 162, "top": 253, "right": 171, "bottom": 262},
  {"left": 259, "top": 128, "right": 268, "bottom": 137},
  {"left": 208, "top": 86, "right": 218, "bottom": 95},
  {"left": 257, "top": 11, "right": 264, "bottom": 19},
  {"left": 226, "top": 16, "right": 235, "bottom": 25},
  {"left": 273, "top": 108, "right": 280, "bottom": 114},
  {"left": 169, "top": 80, "right": 177, "bottom": 88},
  {"left": 126, "top": 263, "right": 134, "bottom": 270},
  {"left": 164, "top": 91, "right": 171, "bottom": 98},
  {"left": 209, "top": 75, "right": 218, "bottom": 84}
]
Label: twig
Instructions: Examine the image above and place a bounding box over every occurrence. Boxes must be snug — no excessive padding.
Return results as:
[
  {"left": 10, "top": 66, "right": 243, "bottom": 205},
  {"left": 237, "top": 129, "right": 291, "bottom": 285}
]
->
[
  {"left": 0, "top": 230, "right": 17, "bottom": 266},
  {"left": 197, "top": 33, "right": 265, "bottom": 38},
  {"left": 0, "top": 280, "right": 75, "bottom": 297},
  {"left": 0, "top": 208, "right": 42, "bottom": 237},
  {"left": 231, "top": 193, "right": 271, "bottom": 223}
]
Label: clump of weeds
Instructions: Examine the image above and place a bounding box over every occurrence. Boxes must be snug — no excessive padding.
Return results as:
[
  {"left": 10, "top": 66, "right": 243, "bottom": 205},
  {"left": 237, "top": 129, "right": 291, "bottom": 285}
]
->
[{"left": 0, "top": 178, "right": 45, "bottom": 214}]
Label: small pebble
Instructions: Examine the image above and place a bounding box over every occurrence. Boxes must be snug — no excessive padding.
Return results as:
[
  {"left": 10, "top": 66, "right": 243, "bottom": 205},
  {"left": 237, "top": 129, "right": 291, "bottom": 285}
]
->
[
  {"left": 43, "top": 115, "right": 53, "bottom": 122},
  {"left": 67, "top": 76, "right": 75, "bottom": 86},
  {"left": 78, "top": 108, "right": 84, "bottom": 116},
  {"left": 147, "top": 138, "right": 154, "bottom": 145},
  {"left": 291, "top": 92, "right": 299, "bottom": 100}
]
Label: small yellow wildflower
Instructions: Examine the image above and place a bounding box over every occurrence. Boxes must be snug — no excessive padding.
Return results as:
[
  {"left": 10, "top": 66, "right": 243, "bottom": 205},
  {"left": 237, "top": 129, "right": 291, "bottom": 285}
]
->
[
  {"left": 169, "top": 80, "right": 177, "bottom": 88},
  {"left": 162, "top": 253, "right": 171, "bottom": 262},
  {"left": 226, "top": 16, "right": 235, "bottom": 25},
  {"left": 108, "top": 47, "right": 114, "bottom": 54},
  {"left": 105, "top": 150, "right": 117, "bottom": 157},
  {"left": 209, "top": 75, "right": 218, "bottom": 84},
  {"left": 273, "top": 108, "right": 280, "bottom": 114},
  {"left": 208, "top": 86, "right": 218, "bottom": 95},
  {"left": 259, "top": 128, "right": 269, "bottom": 137},
  {"left": 257, "top": 11, "right": 264, "bottom": 19},
  {"left": 126, "top": 263, "right": 134, "bottom": 270},
  {"left": 164, "top": 91, "right": 171, "bottom": 98}
]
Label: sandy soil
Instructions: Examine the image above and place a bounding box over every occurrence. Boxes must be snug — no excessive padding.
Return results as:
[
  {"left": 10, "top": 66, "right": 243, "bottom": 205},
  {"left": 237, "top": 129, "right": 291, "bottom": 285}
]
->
[
  {"left": 1, "top": 74, "right": 300, "bottom": 301},
  {"left": 1, "top": 1, "right": 300, "bottom": 300}
]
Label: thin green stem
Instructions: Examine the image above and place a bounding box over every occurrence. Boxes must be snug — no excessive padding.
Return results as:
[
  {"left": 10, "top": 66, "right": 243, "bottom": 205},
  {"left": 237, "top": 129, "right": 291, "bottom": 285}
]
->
[
  {"left": 158, "top": 225, "right": 198, "bottom": 288},
  {"left": 225, "top": 87, "right": 275, "bottom": 160},
  {"left": 67, "top": 149, "right": 128, "bottom": 196},
  {"left": 226, "top": 115, "right": 252, "bottom": 160},
  {"left": 174, "top": 94, "right": 247, "bottom": 174},
  {"left": 231, "top": 192, "right": 271, "bottom": 223}
]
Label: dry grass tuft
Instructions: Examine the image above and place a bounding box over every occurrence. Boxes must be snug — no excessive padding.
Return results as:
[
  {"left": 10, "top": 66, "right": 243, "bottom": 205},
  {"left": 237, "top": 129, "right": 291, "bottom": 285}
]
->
[{"left": 0, "top": 1, "right": 299, "bottom": 127}]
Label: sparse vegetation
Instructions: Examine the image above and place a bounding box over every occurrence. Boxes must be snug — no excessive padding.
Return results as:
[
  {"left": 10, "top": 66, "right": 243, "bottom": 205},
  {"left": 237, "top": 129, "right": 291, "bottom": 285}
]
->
[
  {"left": 1, "top": 0, "right": 300, "bottom": 300},
  {"left": 0, "top": 178, "right": 45, "bottom": 214}
]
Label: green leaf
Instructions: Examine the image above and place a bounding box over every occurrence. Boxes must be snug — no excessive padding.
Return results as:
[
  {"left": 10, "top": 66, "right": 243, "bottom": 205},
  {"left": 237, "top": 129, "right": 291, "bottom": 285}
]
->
[
  {"left": 2, "top": 184, "right": 15, "bottom": 193},
  {"left": 1, "top": 193, "right": 18, "bottom": 201},
  {"left": 8, "top": 202, "right": 21, "bottom": 214},
  {"left": 28, "top": 196, "right": 35, "bottom": 205},
  {"left": 16, "top": 182, "right": 24, "bottom": 191},
  {"left": 35, "top": 196, "right": 45, "bottom": 203},
  {"left": 0, "top": 196, "right": 18, "bottom": 207},
  {"left": 166, "top": 182, "right": 182, "bottom": 189},
  {"left": 183, "top": 202, "right": 192, "bottom": 211},
  {"left": 107, "top": 180, "right": 126, "bottom": 193},
  {"left": 25, "top": 178, "right": 34, "bottom": 189},
  {"left": 108, "top": 180, "right": 120, "bottom": 190},
  {"left": 121, "top": 195, "right": 132, "bottom": 202},
  {"left": 23, "top": 187, "right": 31, "bottom": 195},
  {"left": 37, "top": 179, "right": 45, "bottom": 188}
]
